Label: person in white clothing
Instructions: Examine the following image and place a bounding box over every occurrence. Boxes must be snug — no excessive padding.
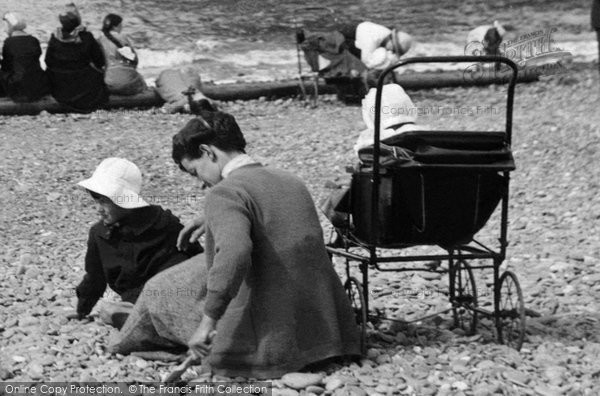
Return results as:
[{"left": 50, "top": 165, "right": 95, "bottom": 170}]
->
[
  {"left": 354, "top": 21, "right": 413, "bottom": 70},
  {"left": 354, "top": 83, "right": 423, "bottom": 154}
]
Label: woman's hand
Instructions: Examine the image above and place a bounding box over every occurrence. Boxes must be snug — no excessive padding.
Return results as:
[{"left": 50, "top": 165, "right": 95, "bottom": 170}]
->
[
  {"left": 188, "top": 315, "right": 217, "bottom": 358},
  {"left": 177, "top": 217, "right": 205, "bottom": 251}
]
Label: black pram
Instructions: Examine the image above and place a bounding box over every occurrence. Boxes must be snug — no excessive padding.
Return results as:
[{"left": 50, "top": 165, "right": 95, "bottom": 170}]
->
[{"left": 327, "top": 56, "right": 528, "bottom": 354}]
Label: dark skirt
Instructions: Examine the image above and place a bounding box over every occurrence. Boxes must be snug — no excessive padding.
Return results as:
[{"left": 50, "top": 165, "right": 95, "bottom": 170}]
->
[
  {"left": 0, "top": 70, "right": 50, "bottom": 103},
  {"left": 47, "top": 66, "right": 108, "bottom": 111}
]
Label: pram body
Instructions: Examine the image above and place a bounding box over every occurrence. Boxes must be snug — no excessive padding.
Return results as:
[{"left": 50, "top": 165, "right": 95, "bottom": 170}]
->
[{"left": 327, "top": 56, "right": 526, "bottom": 353}]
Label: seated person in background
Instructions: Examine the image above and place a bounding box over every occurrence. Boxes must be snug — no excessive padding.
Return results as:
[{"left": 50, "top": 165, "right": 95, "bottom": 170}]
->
[
  {"left": 0, "top": 12, "right": 50, "bottom": 102},
  {"left": 297, "top": 28, "right": 368, "bottom": 103},
  {"left": 69, "top": 157, "right": 202, "bottom": 328},
  {"left": 110, "top": 111, "right": 360, "bottom": 378},
  {"left": 155, "top": 66, "right": 215, "bottom": 113},
  {"left": 297, "top": 21, "right": 412, "bottom": 102},
  {"left": 44, "top": 3, "right": 108, "bottom": 111},
  {"left": 466, "top": 21, "right": 506, "bottom": 57},
  {"left": 97, "top": 13, "right": 146, "bottom": 96}
]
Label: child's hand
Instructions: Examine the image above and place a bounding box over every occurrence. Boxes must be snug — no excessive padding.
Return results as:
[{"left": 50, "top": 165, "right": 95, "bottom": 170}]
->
[{"left": 177, "top": 217, "right": 205, "bottom": 251}]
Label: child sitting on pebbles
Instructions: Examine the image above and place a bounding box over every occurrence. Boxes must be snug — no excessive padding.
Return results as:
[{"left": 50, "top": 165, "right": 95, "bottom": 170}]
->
[{"left": 67, "top": 157, "right": 202, "bottom": 327}]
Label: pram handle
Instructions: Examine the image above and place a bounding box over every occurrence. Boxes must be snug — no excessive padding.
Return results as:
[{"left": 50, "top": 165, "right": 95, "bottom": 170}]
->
[
  {"left": 370, "top": 55, "right": 518, "bottom": 247},
  {"left": 374, "top": 56, "right": 518, "bottom": 149}
]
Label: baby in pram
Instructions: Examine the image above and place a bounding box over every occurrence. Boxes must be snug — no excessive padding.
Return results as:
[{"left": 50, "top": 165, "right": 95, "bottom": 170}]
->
[{"left": 322, "top": 83, "right": 424, "bottom": 230}]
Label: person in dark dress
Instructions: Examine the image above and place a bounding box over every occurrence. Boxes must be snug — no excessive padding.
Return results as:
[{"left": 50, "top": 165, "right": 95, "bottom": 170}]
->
[
  {"left": 44, "top": 3, "right": 108, "bottom": 111},
  {"left": 70, "top": 157, "right": 202, "bottom": 328},
  {"left": 0, "top": 12, "right": 50, "bottom": 102}
]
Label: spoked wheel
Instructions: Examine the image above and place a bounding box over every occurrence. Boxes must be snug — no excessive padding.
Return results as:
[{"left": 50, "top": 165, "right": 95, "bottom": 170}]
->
[
  {"left": 450, "top": 260, "right": 478, "bottom": 335},
  {"left": 496, "top": 271, "right": 526, "bottom": 350},
  {"left": 344, "top": 277, "right": 367, "bottom": 355}
]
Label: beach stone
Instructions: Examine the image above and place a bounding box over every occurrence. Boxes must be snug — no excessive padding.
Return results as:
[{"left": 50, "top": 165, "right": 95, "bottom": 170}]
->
[
  {"left": 356, "top": 374, "right": 377, "bottom": 387},
  {"left": 565, "top": 346, "right": 581, "bottom": 354},
  {"left": 325, "top": 377, "right": 345, "bottom": 391},
  {"left": 375, "top": 354, "right": 391, "bottom": 365},
  {"left": 0, "top": 356, "right": 12, "bottom": 380},
  {"left": 377, "top": 333, "right": 395, "bottom": 343},
  {"left": 18, "top": 316, "right": 40, "bottom": 327},
  {"left": 395, "top": 332, "right": 409, "bottom": 345},
  {"left": 0, "top": 367, "right": 13, "bottom": 380},
  {"left": 360, "top": 359, "right": 376, "bottom": 368},
  {"left": 452, "top": 328, "right": 466, "bottom": 336},
  {"left": 472, "top": 383, "right": 498, "bottom": 396},
  {"left": 549, "top": 262, "right": 570, "bottom": 272},
  {"left": 452, "top": 381, "right": 468, "bottom": 391},
  {"left": 417, "top": 384, "right": 438, "bottom": 396},
  {"left": 26, "top": 363, "right": 44, "bottom": 380},
  {"left": 272, "top": 389, "right": 299, "bottom": 396},
  {"left": 366, "top": 348, "right": 380, "bottom": 359},
  {"left": 437, "top": 383, "right": 452, "bottom": 396},
  {"left": 305, "top": 385, "right": 325, "bottom": 394},
  {"left": 334, "top": 385, "right": 367, "bottom": 396},
  {"left": 533, "top": 385, "right": 562, "bottom": 396},
  {"left": 421, "top": 272, "right": 442, "bottom": 280},
  {"left": 34, "top": 355, "right": 56, "bottom": 367},
  {"left": 12, "top": 355, "right": 26, "bottom": 363},
  {"left": 544, "top": 366, "right": 566, "bottom": 386},
  {"left": 476, "top": 360, "right": 495, "bottom": 370},
  {"left": 281, "top": 373, "right": 324, "bottom": 389},
  {"left": 502, "top": 369, "right": 530, "bottom": 385},
  {"left": 134, "top": 359, "right": 150, "bottom": 369}
]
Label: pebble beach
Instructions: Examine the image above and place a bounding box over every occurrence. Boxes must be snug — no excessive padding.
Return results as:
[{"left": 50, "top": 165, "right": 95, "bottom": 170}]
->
[{"left": 1, "top": 59, "right": 600, "bottom": 395}]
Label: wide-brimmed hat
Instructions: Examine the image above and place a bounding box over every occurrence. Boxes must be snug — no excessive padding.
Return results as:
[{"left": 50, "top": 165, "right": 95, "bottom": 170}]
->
[
  {"left": 391, "top": 29, "right": 413, "bottom": 56},
  {"left": 78, "top": 158, "right": 149, "bottom": 209},
  {"left": 3, "top": 12, "right": 27, "bottom": 32}
]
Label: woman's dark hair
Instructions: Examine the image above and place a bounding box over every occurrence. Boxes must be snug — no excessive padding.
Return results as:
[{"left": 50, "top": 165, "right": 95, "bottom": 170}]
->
[
  {"left": 172, "top": 111, "right": 246, "bottom": 169},
  {"left": 102, "top": 13, "right": 124, "bottom": 48},
  {"left": 59, "top": 12, "right": 80, "bottom": 34}
]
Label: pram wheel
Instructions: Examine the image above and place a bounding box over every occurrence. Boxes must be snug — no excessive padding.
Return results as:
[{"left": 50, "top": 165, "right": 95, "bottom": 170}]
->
[
  {"left": 496, "top": 271, "right": 526, "bottom": 350},
  {"left": 344, "top": 277, "right": 367, "bottom": 355},
  {"left": 450, "top": 260, "right": 478, "bottom": 335}
]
